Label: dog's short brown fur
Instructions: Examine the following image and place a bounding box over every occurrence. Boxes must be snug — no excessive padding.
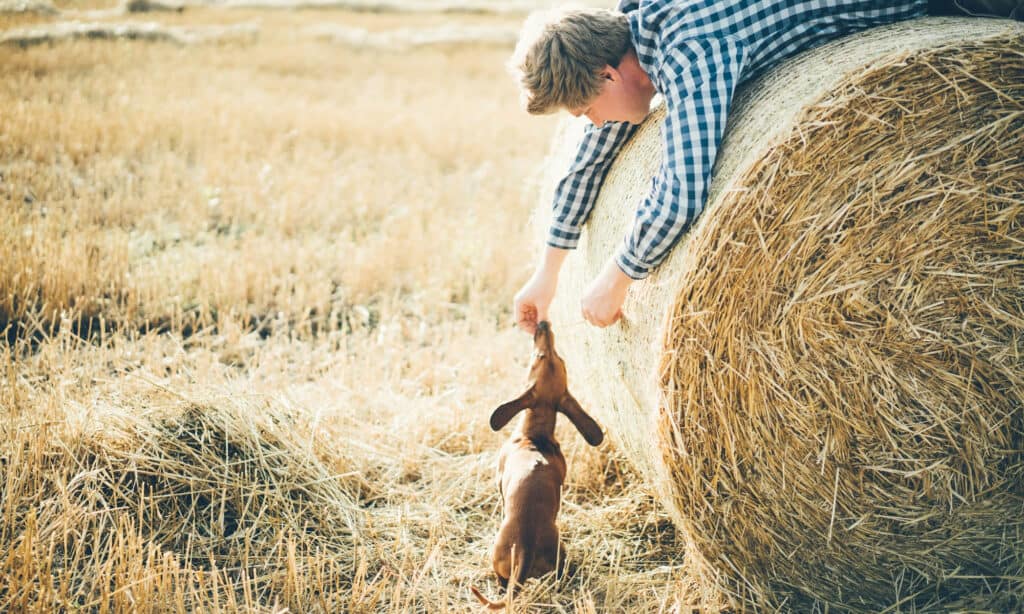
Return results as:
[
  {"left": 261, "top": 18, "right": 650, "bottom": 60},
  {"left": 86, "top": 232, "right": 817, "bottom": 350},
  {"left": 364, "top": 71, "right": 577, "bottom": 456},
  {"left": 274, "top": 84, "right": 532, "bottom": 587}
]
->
[{"left": 472, "top": 321, "right": 603, "bottom": 609}]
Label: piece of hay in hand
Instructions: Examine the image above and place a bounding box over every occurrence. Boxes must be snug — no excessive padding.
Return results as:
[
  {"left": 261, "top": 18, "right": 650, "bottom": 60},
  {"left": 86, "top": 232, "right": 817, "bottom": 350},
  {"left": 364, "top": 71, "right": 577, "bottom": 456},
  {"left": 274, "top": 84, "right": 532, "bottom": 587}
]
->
[{"left": 543, "top": 17, "right": 1024, "bottom": 612}]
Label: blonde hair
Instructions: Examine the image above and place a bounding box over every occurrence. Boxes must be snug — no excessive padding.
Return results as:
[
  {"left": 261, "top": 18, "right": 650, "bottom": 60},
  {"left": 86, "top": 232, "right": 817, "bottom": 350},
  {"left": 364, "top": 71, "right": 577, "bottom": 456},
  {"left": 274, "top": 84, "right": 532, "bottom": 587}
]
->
[{"left": 508, "top": 7, "right": 632, "bottom": 115}]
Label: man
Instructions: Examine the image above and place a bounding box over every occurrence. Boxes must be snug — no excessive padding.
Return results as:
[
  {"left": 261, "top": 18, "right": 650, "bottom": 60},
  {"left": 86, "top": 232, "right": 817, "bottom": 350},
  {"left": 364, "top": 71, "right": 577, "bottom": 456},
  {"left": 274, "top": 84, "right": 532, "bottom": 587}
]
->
[{"left": 510, "top": 0, "right": 1021, "bottom": 334}]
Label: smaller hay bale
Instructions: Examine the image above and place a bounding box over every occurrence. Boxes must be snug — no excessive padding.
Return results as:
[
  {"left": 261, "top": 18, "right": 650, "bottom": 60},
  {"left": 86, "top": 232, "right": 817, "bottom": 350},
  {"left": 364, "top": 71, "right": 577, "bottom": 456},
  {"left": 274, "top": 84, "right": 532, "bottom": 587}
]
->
[
  {"left": 4, "top": 396, "right": 365, "bottom": 608},
  {"left": 62, "top": 400, "right": 362, "bottom": 562},
  {"left": 121, "top": 402, "right": 362, "bottom": 564}
]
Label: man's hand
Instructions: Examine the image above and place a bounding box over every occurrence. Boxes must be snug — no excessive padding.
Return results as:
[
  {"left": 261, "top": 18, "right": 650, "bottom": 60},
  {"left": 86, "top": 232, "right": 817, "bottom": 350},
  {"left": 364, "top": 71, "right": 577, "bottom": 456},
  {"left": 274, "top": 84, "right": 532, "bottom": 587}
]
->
[
  {"left": 581, "top": 258, "right": 634, "bottom": 327},
  {"left": 514, "top": 270, "right": 557, "bottom": 335},
  {"left": 514, "top": 246, "right": 570, "bottom": 335}
]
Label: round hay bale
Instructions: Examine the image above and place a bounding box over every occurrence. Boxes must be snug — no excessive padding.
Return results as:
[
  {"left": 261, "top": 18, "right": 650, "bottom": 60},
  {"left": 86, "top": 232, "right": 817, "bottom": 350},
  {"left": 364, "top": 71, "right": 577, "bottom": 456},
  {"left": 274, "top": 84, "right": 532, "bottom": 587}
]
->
[
  {"left": 11, "top": 397, "right": 365, "bottom": 607},
  {"left": 541, "top": 17, "right": 1024, "bottom": 611}
]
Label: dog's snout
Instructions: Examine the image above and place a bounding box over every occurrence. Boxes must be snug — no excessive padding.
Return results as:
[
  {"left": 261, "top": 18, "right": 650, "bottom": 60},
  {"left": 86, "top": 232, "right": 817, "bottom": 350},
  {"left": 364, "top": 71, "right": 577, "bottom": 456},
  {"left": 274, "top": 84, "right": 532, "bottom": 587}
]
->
[{"left": 534, "top": 321, "right": 553, "bottom": 351}]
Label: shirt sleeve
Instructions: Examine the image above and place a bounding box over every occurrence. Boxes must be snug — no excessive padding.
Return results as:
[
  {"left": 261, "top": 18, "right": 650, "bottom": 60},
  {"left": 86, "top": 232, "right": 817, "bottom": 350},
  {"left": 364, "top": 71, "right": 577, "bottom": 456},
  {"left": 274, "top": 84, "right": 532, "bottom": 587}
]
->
[
  {"left": 547, "top": 120, "right": 638, "bottom": 250},
  {"left": 615, "top": 36, "right": 746, "bottom": 280}
]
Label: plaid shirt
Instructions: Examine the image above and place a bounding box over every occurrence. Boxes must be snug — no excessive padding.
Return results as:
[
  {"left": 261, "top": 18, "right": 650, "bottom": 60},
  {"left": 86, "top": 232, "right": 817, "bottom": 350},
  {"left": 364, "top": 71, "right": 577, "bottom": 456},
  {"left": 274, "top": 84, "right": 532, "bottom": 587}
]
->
[{"left": 548, "top": 0, "right": 928, "bottom": 279}]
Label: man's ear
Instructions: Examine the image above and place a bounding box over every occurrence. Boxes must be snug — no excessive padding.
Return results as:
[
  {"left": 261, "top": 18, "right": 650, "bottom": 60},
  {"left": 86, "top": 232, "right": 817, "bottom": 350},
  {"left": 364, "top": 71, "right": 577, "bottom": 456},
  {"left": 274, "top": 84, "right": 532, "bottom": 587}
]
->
[
  {"left": 490, "top": 388, "right": 535, "bottom": 431},
  {"left": 558, "top": 392, "right": 604, "bottom": 446}
]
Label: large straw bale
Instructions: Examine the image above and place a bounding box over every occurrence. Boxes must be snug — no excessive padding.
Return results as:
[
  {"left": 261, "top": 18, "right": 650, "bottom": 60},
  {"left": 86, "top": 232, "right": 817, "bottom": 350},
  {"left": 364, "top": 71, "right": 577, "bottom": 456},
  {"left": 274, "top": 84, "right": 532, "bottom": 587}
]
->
[{"left": 542, "top": 17, "right": 1024, "bottom": 611}]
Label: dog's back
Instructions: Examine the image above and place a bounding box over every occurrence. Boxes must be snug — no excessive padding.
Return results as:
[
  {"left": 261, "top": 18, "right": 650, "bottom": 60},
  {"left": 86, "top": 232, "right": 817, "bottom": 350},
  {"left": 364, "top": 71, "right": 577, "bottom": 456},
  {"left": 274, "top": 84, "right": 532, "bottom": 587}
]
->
[{"left": 494, "top": 436, "right": 566, "bottom": 579}]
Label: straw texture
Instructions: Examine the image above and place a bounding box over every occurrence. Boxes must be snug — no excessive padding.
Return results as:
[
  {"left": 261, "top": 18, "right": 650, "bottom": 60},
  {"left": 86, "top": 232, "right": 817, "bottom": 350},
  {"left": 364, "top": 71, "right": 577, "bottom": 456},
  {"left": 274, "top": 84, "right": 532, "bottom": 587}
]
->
[{"left": 543, "top": 17, "right": 1024, "bottom": 611}]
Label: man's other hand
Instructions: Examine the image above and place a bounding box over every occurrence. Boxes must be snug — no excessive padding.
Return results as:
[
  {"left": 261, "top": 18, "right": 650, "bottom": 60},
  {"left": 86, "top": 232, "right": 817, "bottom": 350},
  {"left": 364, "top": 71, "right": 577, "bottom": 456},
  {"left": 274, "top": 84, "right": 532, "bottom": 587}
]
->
[{"left": 581, "top": 258, "right": 634, "bottom": 328}]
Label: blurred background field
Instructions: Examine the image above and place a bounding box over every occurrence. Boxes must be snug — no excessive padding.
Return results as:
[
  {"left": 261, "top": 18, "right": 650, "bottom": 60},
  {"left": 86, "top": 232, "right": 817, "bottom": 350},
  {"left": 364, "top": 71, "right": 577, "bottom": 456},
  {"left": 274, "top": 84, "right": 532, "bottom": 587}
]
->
[{"left": 0, "top": 2, "right": 708, "bottom": 611}]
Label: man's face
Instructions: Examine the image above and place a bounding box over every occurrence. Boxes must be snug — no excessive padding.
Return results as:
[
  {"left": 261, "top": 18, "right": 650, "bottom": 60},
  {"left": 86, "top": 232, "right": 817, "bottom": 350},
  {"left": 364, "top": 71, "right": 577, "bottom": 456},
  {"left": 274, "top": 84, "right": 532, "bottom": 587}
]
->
[{"left": 569, "top": 58, "right": 655, "bottom": 127}]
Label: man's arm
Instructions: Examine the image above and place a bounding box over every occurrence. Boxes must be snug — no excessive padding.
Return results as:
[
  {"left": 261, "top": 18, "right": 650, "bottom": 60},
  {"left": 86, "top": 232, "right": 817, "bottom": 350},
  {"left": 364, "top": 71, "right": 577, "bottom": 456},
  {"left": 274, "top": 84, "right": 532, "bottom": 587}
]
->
[
  {"left": 548, "top": 120, "right": 639, "bottom": 250},
  {"left": 515, "top": 120, "right": 638, "bottom": 333},
  {"left": 615, "top": 36, "right": 746, "bottom": 280}
]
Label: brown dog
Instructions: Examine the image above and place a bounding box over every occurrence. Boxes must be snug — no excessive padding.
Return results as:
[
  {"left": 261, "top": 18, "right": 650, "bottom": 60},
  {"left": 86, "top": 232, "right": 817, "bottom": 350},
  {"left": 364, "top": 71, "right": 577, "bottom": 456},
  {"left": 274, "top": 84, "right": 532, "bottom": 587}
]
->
[{"left": 471, "top": 321, "right": 604, "bottom": 609}]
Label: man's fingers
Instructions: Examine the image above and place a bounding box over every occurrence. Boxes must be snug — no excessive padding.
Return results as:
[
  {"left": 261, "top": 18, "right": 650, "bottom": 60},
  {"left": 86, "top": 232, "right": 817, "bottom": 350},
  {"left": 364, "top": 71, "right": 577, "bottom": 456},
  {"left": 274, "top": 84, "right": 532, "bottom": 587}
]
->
[
  {"left": 582, "top": 306, "right": 606, "bottom": 327},
  {"left": 582, "top": 307, "right": 615, "bottom": 328},
  {"left": 597, "top": 309, "right": 624, "bottom": 328},
  {"left": 517, "top": 305, "right": 538, "bottom": 334}
]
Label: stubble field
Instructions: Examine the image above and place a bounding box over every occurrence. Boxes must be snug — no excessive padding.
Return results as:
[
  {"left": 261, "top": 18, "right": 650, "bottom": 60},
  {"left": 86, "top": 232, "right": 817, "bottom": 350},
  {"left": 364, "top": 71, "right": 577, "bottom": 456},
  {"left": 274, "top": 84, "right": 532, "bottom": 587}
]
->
[{"left": 0, "top": 3, "right": 714, "bottom": 612}]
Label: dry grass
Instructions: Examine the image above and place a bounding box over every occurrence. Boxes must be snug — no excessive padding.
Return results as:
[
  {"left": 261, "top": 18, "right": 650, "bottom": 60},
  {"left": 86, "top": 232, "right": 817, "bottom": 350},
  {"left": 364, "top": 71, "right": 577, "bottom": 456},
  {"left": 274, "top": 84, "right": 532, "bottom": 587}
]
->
[
  {"left": 0, "top": 16, "right": 540, "bottom": 337},
  {"left": 0, "top": 5, "right": 707, "bottom": 613}
]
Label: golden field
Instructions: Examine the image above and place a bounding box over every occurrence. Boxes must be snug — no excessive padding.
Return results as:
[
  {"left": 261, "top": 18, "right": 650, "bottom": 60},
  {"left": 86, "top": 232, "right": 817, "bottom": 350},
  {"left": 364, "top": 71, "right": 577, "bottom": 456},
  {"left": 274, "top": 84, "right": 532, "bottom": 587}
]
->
[{"left": 0, "top": 4, "right": 714, "bottom": 612}]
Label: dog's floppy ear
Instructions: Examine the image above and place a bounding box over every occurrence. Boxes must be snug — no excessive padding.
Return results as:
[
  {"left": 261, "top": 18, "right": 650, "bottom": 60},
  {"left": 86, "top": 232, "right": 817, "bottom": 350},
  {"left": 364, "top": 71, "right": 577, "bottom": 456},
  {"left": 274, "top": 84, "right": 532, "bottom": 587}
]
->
[
  {"left": 490, "top": 388, "right": 535, "bottom": 431},
  {"left": 558, "top": 392, "right": 604, "bottom": 446}
]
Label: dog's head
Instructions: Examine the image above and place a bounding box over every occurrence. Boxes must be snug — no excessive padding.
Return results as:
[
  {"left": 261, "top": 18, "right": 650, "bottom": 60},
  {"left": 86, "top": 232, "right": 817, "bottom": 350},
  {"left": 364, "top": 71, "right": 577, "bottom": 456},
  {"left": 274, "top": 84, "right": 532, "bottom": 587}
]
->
[
  {"left": 528, "top": 320, "right": 568, "bottom": 402},
  {"left": 489, "top": 321, "right": 604, "bottom": 446}
]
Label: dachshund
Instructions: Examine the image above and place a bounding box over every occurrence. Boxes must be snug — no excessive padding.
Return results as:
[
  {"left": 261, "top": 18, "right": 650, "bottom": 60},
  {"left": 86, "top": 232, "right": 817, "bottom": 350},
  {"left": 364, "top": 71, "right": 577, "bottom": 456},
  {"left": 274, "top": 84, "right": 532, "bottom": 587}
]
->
[{"left": 471, "top": 320, "right": 604, "bottom": 609}]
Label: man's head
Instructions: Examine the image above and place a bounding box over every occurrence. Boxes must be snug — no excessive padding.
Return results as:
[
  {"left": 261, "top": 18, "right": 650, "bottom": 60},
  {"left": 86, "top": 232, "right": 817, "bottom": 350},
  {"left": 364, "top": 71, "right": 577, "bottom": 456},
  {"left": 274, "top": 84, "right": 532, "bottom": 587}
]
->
[{"left": 509, "top": 7, "right": 656, "bottom": 127}]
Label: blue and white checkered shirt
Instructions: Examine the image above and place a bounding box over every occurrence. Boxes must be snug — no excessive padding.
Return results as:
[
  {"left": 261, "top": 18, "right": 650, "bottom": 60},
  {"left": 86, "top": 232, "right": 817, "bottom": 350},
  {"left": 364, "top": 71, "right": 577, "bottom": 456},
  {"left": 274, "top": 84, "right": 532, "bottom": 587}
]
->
[{"left": 549, "top": 0, "right": 928, "bottom": 279}]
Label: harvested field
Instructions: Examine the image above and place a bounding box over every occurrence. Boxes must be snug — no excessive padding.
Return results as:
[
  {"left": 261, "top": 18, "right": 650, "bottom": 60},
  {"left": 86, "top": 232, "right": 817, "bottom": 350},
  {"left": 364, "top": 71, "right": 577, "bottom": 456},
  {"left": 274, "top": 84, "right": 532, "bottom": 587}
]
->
[
  {"left": 546, "top": 16, "right": 1024, "bottom": 612},
  {"left": 5, "top": 2, "right": 1021, "bottom": 612},
  {"left": 0, "top": 2, "right": 711, "bottom": 612}
]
